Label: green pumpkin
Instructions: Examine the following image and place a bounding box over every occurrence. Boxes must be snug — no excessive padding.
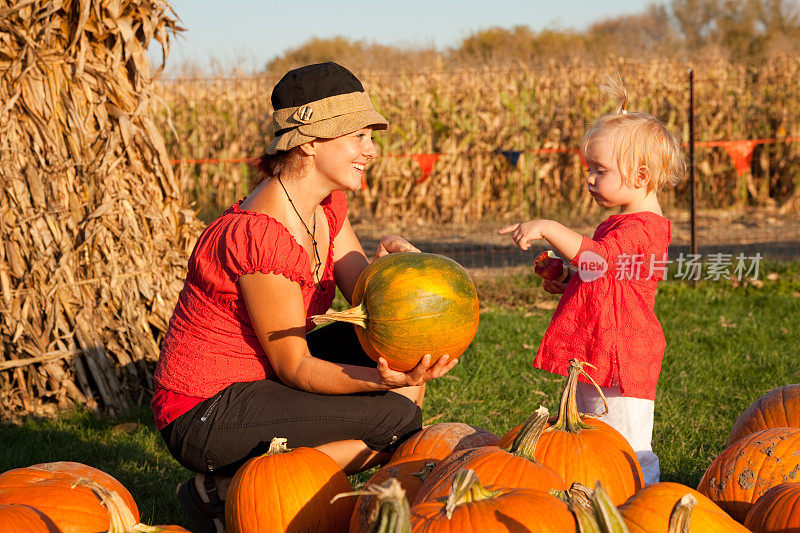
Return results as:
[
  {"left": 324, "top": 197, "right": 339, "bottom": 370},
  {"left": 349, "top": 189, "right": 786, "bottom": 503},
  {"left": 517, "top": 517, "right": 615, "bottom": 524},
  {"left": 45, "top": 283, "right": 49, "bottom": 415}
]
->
[{"left": 314, "top": 253, "right": 479, "bottom": 371}]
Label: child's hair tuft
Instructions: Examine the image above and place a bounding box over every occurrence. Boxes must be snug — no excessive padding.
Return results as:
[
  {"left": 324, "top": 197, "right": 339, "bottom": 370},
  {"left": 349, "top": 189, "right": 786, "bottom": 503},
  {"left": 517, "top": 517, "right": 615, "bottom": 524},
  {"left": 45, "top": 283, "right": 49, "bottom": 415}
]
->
[
  {"left": 598, "top": 72, "right": 628, "bottom": 115},
  {"left": 581, "top": 73, "right": 687, "bottom": 192}
]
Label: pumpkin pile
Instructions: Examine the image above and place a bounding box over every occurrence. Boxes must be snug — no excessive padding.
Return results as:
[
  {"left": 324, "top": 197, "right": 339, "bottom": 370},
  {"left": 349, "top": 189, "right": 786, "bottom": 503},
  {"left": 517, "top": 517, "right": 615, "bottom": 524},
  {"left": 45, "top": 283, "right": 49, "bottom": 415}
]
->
[
  {"left": 0, "top": 461, "right": 188, "bottom": 532},
  {"left": 2, "top": 375, "right": 798, "bottom": 531}
]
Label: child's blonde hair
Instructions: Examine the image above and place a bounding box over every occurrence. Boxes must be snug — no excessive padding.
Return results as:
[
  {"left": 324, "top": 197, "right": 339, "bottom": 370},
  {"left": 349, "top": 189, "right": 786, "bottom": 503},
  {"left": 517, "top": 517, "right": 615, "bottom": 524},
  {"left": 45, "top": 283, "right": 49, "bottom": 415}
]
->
[{"left": 581, "top": 74, "right": 687, "bottom": 193}]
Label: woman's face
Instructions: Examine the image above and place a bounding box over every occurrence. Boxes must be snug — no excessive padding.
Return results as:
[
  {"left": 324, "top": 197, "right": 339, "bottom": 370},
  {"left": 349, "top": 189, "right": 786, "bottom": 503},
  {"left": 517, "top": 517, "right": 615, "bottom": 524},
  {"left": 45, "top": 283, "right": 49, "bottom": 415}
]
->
[{"left": 312, "top": 127, "right": 377, "bottom": 190}]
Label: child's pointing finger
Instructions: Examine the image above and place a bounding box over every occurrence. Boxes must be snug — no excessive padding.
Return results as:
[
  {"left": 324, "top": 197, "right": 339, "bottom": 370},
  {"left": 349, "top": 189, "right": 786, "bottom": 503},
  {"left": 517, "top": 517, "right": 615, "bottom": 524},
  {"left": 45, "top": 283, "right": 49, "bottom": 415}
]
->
[{"left": 498, "top": 224, "right": 519, "bottom": 234}]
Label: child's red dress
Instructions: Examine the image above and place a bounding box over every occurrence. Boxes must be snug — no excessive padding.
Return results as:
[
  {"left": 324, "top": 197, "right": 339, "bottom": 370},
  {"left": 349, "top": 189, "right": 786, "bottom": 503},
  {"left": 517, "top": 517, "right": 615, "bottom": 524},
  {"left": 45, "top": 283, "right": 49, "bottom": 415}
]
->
[{"left": 533, "top": 212, "right": 671, "bottom": 400}]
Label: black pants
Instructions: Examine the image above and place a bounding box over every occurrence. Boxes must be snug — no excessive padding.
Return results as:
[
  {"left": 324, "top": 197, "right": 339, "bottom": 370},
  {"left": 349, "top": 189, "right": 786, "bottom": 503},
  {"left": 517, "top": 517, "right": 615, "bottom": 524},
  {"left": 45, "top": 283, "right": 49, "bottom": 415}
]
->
[{"left": 159, "top": 323, "right": 422, "bottom": 475}]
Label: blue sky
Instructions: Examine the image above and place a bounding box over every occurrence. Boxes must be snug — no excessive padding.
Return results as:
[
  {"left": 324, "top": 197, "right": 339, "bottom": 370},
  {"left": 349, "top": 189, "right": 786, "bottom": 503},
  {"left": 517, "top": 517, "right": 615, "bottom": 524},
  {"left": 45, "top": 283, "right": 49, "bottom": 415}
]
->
[{"left": 160, "top": 0, "right": 664, "bottom": 75}]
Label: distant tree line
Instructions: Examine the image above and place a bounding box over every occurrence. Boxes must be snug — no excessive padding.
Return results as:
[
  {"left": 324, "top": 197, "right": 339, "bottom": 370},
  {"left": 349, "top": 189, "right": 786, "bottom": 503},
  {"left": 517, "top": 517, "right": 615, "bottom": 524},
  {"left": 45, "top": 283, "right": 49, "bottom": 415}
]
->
[{"left": 264, "top": 0, "right": 800, "bottom": 73}]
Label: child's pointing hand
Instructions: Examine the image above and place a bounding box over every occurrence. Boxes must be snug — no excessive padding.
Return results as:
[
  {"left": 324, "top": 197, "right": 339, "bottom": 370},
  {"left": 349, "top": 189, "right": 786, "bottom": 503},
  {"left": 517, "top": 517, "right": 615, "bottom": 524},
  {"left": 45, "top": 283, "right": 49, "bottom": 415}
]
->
[{"left": 499, "top": 220, "right": 547, "bottom": 250}]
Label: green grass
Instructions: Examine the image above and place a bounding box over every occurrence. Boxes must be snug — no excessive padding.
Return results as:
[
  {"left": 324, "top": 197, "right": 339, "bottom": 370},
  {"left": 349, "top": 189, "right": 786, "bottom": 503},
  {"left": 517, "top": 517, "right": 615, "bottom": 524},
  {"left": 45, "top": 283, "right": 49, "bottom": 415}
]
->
[{"left": 1, "top": 262, "right": 798, "bottom": 528}]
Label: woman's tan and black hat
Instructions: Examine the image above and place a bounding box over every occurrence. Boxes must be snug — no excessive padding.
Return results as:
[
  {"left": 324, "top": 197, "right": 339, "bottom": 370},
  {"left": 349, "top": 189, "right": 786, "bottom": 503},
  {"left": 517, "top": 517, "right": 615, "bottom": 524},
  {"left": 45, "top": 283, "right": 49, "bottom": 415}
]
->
[{"left": 267, "top": 62, "right": 388, "bottom": 154}]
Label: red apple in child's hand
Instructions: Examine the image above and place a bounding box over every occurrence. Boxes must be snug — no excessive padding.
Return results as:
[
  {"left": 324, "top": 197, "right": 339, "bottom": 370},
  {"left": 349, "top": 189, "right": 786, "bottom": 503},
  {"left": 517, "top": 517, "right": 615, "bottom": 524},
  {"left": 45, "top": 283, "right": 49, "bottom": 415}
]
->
[{"left": 534, "top": 250, "right": 569, "bottom": 282}]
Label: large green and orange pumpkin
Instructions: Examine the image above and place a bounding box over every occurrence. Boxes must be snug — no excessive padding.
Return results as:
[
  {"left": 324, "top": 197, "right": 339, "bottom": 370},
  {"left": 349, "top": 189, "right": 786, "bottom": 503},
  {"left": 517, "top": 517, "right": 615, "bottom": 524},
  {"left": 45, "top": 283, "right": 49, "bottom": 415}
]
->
[
  {"left": 313, "top": 252, "right": 479, "bottom": 371},
  {"left": 225, "top": 438, "right": 354, "bottom": 533},
  {"left": 697, "top": 427, "right": 800, "bottom": 522},
  {"left": 726, "top": 383, "right": 800, "bottom": 446}
]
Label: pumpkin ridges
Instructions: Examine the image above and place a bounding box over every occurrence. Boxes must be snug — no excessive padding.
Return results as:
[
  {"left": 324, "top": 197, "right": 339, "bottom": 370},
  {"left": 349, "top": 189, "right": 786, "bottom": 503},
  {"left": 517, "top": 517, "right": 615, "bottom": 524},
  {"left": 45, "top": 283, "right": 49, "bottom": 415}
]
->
[
  {"left": 727, "top": 384, "right": 800, "bottom": 445},
  {"left": 414, "top": 408, "right": 567, "bottom": 506},
  {"left": 698, "top": 427, "right": 800, "bottom": 523},
  {"left": 225, "top": 438, "right": 354, "bottom": 533},
  {"left": 410, "top": 469, "right": 575, "bottom": 532},
  {"left": 522, "top": 360, "right": 644, "bottom": 506},
  {"left": 744, "top": 482, "right": 800, "bottom": 531},
  {"left": 0, "top": 503, "right": 59, "bottom": 533},
  {"left": 0, "top": 461, "right": 139, "bottom": 522},
  {"left": 390, "top": 423, "right": 499, "bottom": 464},
  {"left": 619, "top": 482, "right": 748, "bottom": 533}
]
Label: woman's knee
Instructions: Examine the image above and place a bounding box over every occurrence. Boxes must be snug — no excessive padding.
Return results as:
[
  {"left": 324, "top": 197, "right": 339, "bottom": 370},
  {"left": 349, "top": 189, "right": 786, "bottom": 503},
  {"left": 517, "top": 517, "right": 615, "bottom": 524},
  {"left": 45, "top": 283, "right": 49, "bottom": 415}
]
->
[{"left": 362, "top": 392, "right": 422, "bottom": 453}]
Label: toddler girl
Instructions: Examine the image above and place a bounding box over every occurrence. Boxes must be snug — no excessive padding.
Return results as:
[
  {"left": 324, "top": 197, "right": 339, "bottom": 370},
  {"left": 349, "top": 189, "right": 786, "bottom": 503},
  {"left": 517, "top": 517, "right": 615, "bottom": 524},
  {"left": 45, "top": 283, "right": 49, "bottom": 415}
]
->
[{"left": 499, "top": 75, "right": 686, "bottom": 485}]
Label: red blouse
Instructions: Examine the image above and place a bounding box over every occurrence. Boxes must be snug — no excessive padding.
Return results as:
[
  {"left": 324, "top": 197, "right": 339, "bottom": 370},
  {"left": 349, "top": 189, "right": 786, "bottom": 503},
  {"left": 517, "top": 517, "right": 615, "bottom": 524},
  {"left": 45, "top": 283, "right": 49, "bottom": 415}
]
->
[
  {"left": 533, "top": 212, "right": 672, "bottom": 400},
  {"left": 151, "top": 191, "right": 347, "bottom": 429}
]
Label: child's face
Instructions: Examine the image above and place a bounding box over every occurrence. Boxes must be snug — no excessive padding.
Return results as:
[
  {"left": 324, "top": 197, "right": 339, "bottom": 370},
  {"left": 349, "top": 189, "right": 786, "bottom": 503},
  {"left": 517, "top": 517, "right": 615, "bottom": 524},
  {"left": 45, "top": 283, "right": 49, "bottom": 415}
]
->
[{"left": 583, "top": 135, "right": 641, "bottom": 212}]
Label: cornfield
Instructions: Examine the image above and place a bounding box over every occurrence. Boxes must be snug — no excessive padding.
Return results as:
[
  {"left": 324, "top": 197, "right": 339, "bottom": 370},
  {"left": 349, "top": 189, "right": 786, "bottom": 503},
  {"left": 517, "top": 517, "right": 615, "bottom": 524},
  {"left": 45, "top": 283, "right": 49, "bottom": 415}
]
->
[{"left": 157, "top": 57, "right": 800, "bottom": 224}]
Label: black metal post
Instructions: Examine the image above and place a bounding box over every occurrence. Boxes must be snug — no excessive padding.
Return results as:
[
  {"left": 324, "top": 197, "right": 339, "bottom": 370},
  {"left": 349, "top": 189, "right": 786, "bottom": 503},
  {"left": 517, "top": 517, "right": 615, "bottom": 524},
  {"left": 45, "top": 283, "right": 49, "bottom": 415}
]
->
[{"left": 688, "top": 68, "right": 697, "bottom": 286}]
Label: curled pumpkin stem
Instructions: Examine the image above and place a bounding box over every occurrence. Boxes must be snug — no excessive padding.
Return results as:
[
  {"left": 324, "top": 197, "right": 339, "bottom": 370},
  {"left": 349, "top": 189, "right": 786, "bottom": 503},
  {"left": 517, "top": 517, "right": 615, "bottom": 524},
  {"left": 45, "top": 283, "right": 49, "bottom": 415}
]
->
[{"left": 552, "top": 359, "right": 609, "bottom": 433}]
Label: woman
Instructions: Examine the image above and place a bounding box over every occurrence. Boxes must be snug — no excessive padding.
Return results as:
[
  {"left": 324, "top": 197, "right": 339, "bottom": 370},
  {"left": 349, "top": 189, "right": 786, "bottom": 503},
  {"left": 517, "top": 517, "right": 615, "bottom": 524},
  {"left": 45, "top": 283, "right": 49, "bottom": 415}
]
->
[{"left": 151, "top": 62, "right": 458, "bottom": 533}]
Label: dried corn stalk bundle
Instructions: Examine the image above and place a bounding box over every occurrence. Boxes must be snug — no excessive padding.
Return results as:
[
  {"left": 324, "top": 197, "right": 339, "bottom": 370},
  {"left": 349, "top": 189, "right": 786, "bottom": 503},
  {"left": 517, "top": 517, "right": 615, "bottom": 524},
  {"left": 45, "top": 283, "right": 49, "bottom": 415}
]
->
[{"left": 0, "top": 0, "right": 202, "bottom": 418}]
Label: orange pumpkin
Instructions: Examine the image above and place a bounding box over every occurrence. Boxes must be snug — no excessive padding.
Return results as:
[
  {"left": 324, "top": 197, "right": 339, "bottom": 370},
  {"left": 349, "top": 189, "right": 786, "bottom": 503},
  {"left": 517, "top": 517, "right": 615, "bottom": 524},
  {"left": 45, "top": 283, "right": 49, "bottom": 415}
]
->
[
  {"left": 390, "top": 422, "right": 498, "bottom": 463},
  {"left": 78, "top": 479, "right": 191, "bottom": 533},
  {"left": 410, "top": 469, "right": 575, "bottom": 532},
  {"left": 505, "top": 359, "right": 644, "bottom": 506},
  {"left": 348, "top": 454, "right": 436, "bottom": 532},
  {"left": 414, "top": 406, "right": 566, "bottom": 505},
  {"left": 0, "top": 461, "right": 138, "bottom": 522},
  {"left": 619, "top": 482, "right": 748, "bottom": 532},
  {"left": 225, "top": 438, "right": 354, "bottom": 533},
  {"left": 743, "top": 482, "right": 800, "bottom": 532},
  {"left": 337, "top": 478, "right": 411, "bottom": 533},
  {"left": 697, "top": 427, "right": 800, "bottom": 522},
  {"left": 0, "top": 462, "right": 139, "bottom": 533},
  {"left": 0, "top": 504, "right": 59, "bottom": 533},
  {"left": 727, "top": 383, "right": 800, "bottom": 446},
  {"left": 312, "top": 252, "right": 480, "bottom": 371}
]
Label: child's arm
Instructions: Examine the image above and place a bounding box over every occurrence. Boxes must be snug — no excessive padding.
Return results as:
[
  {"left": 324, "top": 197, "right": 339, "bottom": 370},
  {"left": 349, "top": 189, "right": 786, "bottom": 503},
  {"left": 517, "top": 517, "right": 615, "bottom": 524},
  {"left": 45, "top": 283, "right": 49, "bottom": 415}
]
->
[{"left": 499, "top": 219, "right": 583, "bottom": 261}]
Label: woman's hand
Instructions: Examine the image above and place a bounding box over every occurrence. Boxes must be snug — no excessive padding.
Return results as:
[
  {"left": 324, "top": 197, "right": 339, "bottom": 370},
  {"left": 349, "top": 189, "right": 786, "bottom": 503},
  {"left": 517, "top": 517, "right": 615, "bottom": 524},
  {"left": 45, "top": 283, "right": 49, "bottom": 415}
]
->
[
  {"left": 377, "top": 354, "right": 457, "bottom": 388},
  {"left": 374, "top": 234, "right": 420, "bottom": 259}
]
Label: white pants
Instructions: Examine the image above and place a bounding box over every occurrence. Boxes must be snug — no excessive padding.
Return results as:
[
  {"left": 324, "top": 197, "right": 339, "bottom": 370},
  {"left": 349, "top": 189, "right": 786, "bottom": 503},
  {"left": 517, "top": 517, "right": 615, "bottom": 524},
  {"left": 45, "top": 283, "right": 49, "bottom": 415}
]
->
[{"left": 575, "top": 381, "right": 660, "bottom": 486}]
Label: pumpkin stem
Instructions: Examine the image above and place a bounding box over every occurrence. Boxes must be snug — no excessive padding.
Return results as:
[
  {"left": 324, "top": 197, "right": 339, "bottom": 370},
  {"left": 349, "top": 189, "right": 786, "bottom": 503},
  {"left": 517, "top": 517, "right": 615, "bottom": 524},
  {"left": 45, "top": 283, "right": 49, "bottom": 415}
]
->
[
  {"left": 590, "top": 482, "right": 630, "bottom": 533},
  {"left": 311, "top": 303, "right": 367, "bottom": 328},
  {"left": 667, "top": 494, "right": 696, "bottom": 533},
  {"left": 266, "top": 437, "right": 290, "bottom": 455},
  {"left": 331, "top": 478, "right": 411, "bottom": 533},
  {"left": 508, "top": 405, "right": 549, "bottom": 460},
  {"left": 551, "top": 359, "right": 606, "bottom": 432},
  {"left": 74, "top": 478, "right": 138, "bottom": 532},
  {"left": 550, "top": 482, "right": 598, "bottom": 533},
  {"left": 411, "top": 461, "right": 437, "bottom": 484},
  {"left": 444, "top": 469, "right": 501, "bottom": 519}
]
